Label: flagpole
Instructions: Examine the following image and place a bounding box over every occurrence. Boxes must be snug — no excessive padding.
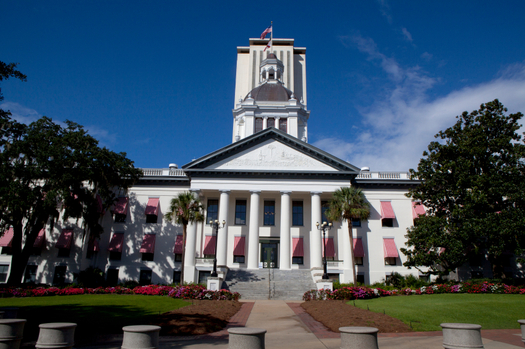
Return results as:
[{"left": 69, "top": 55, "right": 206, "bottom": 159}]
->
[{"left": 270, "top": 21, "right": 273, "bottom": 54}]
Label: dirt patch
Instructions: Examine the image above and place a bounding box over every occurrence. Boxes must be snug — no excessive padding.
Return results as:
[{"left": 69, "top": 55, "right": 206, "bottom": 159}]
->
[
  {"left": 150, "top": 300, "right": 243, "bottom": 336},
  {"left": 301, "top": 300, "right": 412, "bottom": 333}
]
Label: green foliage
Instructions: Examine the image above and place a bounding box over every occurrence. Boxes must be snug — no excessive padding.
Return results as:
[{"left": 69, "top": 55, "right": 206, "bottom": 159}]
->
[
  {"left": 165, "top": 192, "right": 205, "bottom": 284},
  {"left": 354, "top": 294, "right": 525, "bottom": 331},
  {"left": 403, "top": 100, "right": 525, "bottom": 278},
  {"left": 325, "top": 186, "right": 370, "bottom": 284},
  {"left": 74, "top": 267, "right": 105, "bottom": 288}
]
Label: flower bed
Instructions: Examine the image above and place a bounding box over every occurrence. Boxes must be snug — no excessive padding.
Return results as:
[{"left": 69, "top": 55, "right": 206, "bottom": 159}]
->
[
  {"left": 0, "top": 284, "right": 240, "bottom": 301},
  {"left": 303, "top": 281, "right": 525, "bottom": 301}
]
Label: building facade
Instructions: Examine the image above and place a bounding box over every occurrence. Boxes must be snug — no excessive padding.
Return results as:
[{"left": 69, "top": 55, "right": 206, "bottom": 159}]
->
[{"left": 1, "top": 38, "right": 436, "bottom": 286}]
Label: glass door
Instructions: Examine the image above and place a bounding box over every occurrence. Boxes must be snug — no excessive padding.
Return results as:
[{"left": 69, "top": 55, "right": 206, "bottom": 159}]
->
[{"left": 261, "top": 241, "right": 279, "bottom": 268}]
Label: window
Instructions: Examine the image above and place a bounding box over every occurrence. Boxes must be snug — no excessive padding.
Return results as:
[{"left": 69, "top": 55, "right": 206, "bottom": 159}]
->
[
  {"left": 385, "top": 257, "right": 397, "bottom": 265},
  {"left": 142, "top": 253, "right": 154, "bottom": 261},
  {"left": 292, "top": 201, "right": 303, "bottom": 226},
  {"left": 53, "top": 266, "right": 67, "bottom": 285},
  {"left": 264, "top": 201, "right": 275, "bottom": 225},
  {"left": 198, "top": 271, "right": 211, "bottom": 284},
  {"left": 279, "top": 118, "right": 287, "bottom": 132},
  {"left": 115, "top": 214, "right": 126, "bottom": 223},
  {"left": 173, "top": 270, "right": 181, "bottom": 285},
  {"left": 267, "top": 118, "right": 275, "bottom": 128},
  {"left": 234, "top": 256, "right": 245, "bottom": 263},
  {"left": 108, "top": 232, "right": 124, "bottom": 261},
  {"left": 471, "top": 271, "right": 483, "bottom": 279},
  {"left": 58, "top": 248, "right": 71, "bottom": 258},
  {"left": 1, "top": 247, "right": 12, "bottom": 255},
  {"left": 146, "top": 214, "right": 158, "bottom": 224},
  {"left": 139, "top": 270, "right": 152, "bottom": 285},
  {"left": 355, "top": 257, "right": 363, "bottom": 265},
  {"left": 419, "top": 274, "right": 430, "bottom": 283},
  {"left": 321, "top": 201, "right": 329, "bottom": 224},
  {"left": 351, "top": 218, "right": 361, "bottom": 227},
  {"left": 235, "top": 200, "right": 247, "bottom": 225},
  {"left": 110, "top": 251, "right": 122, "bottom": 261},
  {"left": 107, "top": 268, "right": 119, "bottom": 285},
  {"left": 0, "top": 265, "right": 9, "bottom": 283},
  {"left": 292, "top": 257, "right": 303, "bottom": 264},
  {"left": 145, "top": 198, "right": 159, "bottom": 224},
  {"left": 255, "top": 117, "right": 263, "bottom": 132},
  {"left": 174, "top": 254, "right": 182, "bottom": 262},
  {"left": 469, "top": 254, "right": 484, "bottom": 267},
  {"left": 114, "top": 197, "right": 128, "bottom": 223},
  {"left": 207, "top": 199, "right": 218, "bottom": 223},
  {"left": 24, "top": 265, "right": 37, "bottom": 284},
  {"left": 382, "top": 218, "right": 394, "bottom": 227},
  {"left": 356, "top": 274, "right": 365, "bottom": 284}
]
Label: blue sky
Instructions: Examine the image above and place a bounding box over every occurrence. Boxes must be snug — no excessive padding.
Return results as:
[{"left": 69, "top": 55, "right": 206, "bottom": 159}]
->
[{"left": 2, "top": 0, "right": 525, "bottom": 171}]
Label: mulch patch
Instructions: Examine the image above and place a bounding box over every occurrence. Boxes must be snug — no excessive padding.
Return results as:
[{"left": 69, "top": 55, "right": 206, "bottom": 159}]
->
[
  {"left": 150, "top": 300, "right": 243, "bottom": 336},
  {"left": 301, "top": 300, "right": 413, "bottom": 333}
]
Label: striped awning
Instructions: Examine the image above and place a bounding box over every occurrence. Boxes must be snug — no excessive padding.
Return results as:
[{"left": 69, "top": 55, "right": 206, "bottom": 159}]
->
[
  {"left": 233, "top": 236, "right": 245, "bottom": 256},
  {"left": 0, "top": 228, "right": 14, "bottom": 247},
  {"left": 203, "top": 236, "right": 216, "bottom": 255},
  {"left": 55, "top": 229, "right": 73, "bottom": 249},
  {"left": 412, "top": 202, "right": 426, "bottom": 219},
  {"left": 108, "top": 232, "right": 124, "bottom": 252},
  {"left": 33, "top": 229, "right": 46, "bottom": 248},
  {"left": 140, "top": 234, "right": 156, "bottom": 253},
  {"left": 145, "top": 198, "right": 159, "bottom": 216},
  {"left": 173, "top": 235, "right": 183, "bottom": 254},
  {"left": 353, "top": 238, "right": 364, "bottom": 258},
  {"left": 322, "top": 237, "right": 335, "bottom": 258},
  {"left": 380, "top": 201, "right": 396, "bottom": 219},
  {"left": 383, "top": 238, "right": 399, "bottom": 258},
  {"left": 292, "top": 237, "right": 304, "bottom": 257},
  {"left": 114, "top": 197, "right": 129, "bottom": 215}
]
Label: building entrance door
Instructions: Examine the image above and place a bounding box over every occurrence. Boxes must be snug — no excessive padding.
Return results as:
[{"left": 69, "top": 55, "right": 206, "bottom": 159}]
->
[{"left": 260, "top": 241, "right": 279, "bottom": 268}]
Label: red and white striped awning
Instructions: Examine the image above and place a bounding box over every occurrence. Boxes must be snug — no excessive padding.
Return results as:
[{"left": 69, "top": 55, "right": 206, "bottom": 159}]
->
[
  {"left": 173, "top": 235, "right": 183, "bottom": 254},
  {"left": 380, "top": 201, "right": 396, "bottom": 219},
  {"left": 412, "top": 202, "right": 426, "bottom": 219},
  {"left": 114, "top": 197, "right": 129, "bottom": 215},
  {"left": 383, "top": 238, "right": 399, "bottom": 258},
  {"left": 33, "top": 229, "right": 46, "bottom": 248},
  {"left": 353, "top": 238, "right": 364, "bottom": 258},
  {"left": 108, "top": 233, "right": 124, "bottom": 252},
  {"left": 145, "top": 198, "right": 159, "bottom": 216},
  {"left": 233, "top": 236, "right": 245, "bottom": 256},
  {"left": 203, "top": 236, "right": 216, "bottom": 255},
  {"left": 292, "top": 237, "right": 304, "bottom": 257},
  {"left": 322, "top": 237, "right": 335, "bottom": 258},
  {"left": 140, "top": 234, "right": 156, "bottom": 253},
  {"left": 55, "top": 229, "right": 73, "bottom": 249},
  {"left": 0, "top": 228, "right": 14, "bottom": 247}
]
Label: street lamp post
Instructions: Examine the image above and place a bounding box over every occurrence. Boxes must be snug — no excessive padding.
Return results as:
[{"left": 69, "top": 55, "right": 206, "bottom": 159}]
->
[
  {"left": 316, "top": 221, "right": 332, "bottom": 280},
  {"left": 209, "top": 219, "right": 225, "bottom": 277}
]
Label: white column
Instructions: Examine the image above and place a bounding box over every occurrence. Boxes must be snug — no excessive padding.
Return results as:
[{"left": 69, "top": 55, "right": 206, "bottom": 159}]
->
[
  {"left": 247, "top": 191, "right": 260, "bottom": 269},
  {"left": 262, "top": 117, "right": 268, "bottom": 130},
  {"left": 280, "top": 191, "right": 291, "bottom": 270},
  {"left": 184, "top": 221, "right": 198, "bottom": 283},
  {"left": 217, "top": 190, "right": 230, "bottom": 267},
  {"left": 310, "top": 192, "right": 322, "bottom": 269}
]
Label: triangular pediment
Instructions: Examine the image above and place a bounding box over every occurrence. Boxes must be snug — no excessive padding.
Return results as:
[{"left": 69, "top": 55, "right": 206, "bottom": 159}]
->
[
  {"left": 183, "top": 128, "right": 360, "bottom": 177},
  {"left": 208, "top": 139, "right": 337, "bottom": 171}
]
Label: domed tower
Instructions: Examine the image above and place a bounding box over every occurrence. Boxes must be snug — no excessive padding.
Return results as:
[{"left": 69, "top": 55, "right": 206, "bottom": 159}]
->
[{"left": 232, "top": 38, "right": 310, "bottom": 142}]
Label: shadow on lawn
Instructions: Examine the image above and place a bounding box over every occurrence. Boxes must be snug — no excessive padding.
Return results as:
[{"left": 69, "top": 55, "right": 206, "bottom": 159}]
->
[{"left": 18, "top": 304, "right": 159, "bottom": 344}]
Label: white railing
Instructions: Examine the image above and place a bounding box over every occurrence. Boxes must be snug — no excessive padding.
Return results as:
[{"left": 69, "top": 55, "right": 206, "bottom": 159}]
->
[
  {"left": 327, "top": 260, "right": 344, "bottom": 268},
  {"left": 356, "top": 172, "right": 411, "bottom": 180},
  {"left": 195, "top": 257, "right": 214, "bottom": 266},
  {"left": 141, "top": 168, "right": 187, "bottom": 177}
]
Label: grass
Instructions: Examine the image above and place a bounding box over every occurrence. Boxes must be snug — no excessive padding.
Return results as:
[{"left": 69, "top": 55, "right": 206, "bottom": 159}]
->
[
  {"left": 353, "top": 294, "right": 525, "bottom": 332},
  {"left": 0, "top": 295, "right": 190, "bottom": 343}
]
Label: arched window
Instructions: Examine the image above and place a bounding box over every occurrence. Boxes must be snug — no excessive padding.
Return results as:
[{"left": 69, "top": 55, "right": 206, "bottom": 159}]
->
[{"left": 255, "top": 118, "right": 263, "bottom": 132}]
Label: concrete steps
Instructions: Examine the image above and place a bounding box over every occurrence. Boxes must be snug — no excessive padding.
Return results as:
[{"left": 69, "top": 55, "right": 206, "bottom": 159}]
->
[{"left": 224, "top": 269, "right": 316, "bottom": 300}]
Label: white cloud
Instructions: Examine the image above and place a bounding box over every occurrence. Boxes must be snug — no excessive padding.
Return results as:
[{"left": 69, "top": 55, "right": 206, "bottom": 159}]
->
[
  {"left": 401, "top": 27, "right": 413, "bottom": 42},
  {"left": 0, "top": 102, "right": 41, "bottom": 124},
  {"left": 377, "top": 0, "right": 393, "bottom": 24},
  {"left": 315, "top": 37, "right": 525, "bottom": 172}
]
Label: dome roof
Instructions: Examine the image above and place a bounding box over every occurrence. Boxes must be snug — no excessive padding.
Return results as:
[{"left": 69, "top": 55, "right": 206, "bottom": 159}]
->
[{"left": 245, "top": 82, "right": 294, "bottom": 102}]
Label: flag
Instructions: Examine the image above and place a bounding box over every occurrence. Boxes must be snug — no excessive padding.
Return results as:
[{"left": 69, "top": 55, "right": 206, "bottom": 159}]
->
[
  {"left": 260, "top": 25, "right": 272, "bottom": 39},
  {"left": 264, "top": 39, "right": 272, "bottom": 52}
]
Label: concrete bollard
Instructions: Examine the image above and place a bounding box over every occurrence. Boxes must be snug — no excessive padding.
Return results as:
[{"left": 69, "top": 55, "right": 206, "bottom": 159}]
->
[
  {"left": 339, "top": 326, "right": 379, "bottom": 349},
  {"left": 441, "top": 323, "right": 484, "bottom": 349},
  {"left": 0, "top": 309, "right": 18, "bottom": 320},
  {"left": 35, "top": 323, "right": 76, "bottom": 349},
  {"left": 0, "top": 319, "right": 26, "bottom": 349},
  {"left": 518, "top": 320, "right": 525, "bottom": 344},
  {"left": 228, "top": 327, "right": 266, "bottom": 349},
  {"left": 121, "top": 325, "right": 161, "bottom": 349}
]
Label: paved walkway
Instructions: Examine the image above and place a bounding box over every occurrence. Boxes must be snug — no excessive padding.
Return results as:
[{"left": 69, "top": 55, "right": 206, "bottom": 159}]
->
[{"left": 76, "top": 300, "right": 523, "bottom": 349}]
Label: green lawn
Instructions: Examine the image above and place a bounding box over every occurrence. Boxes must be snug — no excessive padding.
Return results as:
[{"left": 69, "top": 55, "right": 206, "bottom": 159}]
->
[
  {"left": 0, "top": 295, "right": 190, "bottom": 342},
  {"left": 353, "top": 294, "right": 525, "bottom": 332}
]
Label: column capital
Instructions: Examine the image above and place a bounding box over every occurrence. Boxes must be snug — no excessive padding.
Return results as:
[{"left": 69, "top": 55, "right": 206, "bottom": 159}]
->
[
  {"left": 250, "top": 190, "right": 261, "bottom": 194},
  {"left": 310, "top": 191, "right": 323, "bottom": 195},
  {"left": 280, "top": 190, "right": 292, "bottom": 195},
  {"left": 220, "top": 189, "right": 231, "bottom": 194}
]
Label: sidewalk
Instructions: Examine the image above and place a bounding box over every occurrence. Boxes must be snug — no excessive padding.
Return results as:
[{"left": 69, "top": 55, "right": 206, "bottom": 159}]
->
[{"left": 78, "top": 300, "right": 523, "bottom": 349}]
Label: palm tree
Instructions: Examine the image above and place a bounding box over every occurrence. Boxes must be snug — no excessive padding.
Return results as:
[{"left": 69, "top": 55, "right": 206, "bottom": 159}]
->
[
  {"left": 165, "top": 192, "right": 204, "bottom": 284},
  {"left": 326, "top": 186, "right": 370, "bottom": 285}
]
